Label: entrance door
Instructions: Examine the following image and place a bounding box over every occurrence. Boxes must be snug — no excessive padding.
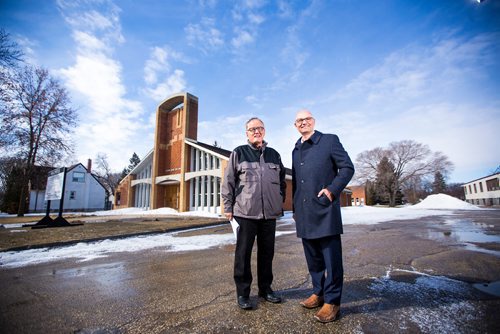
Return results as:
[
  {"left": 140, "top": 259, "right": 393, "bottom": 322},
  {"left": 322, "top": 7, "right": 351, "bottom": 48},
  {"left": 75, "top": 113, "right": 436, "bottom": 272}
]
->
[{"left": 164, "top": 185, "right": 179, "bottom": 210}]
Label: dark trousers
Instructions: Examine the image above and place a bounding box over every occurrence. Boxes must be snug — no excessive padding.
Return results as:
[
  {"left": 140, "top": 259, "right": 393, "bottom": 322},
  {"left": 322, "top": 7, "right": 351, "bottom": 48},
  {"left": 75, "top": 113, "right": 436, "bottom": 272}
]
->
[
  {"left": 234, "top": 216, "right": 276, "bottom": 297},
  {"left": 302, "top": 234, "right": 343, "bottom": 305}
]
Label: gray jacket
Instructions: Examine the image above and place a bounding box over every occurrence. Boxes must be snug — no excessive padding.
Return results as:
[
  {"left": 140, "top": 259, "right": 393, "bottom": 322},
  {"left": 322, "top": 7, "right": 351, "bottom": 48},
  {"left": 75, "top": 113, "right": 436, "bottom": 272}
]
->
[{"left": 222, "top": 141, "right": 286, "bottom": 220}]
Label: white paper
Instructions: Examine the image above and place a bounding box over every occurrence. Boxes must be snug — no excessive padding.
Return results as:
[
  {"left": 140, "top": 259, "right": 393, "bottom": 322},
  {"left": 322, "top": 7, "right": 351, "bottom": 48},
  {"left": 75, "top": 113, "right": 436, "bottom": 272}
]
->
[{"left": 230, "top": 219, "right": 239, "bottom": 239}]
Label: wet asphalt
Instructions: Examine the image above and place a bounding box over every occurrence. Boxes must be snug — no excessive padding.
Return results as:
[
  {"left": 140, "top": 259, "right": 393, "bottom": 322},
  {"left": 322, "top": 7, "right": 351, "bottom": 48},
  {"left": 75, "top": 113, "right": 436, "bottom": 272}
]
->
[{"left": 0, "top": 210, "right": 499, "bottom": 333}]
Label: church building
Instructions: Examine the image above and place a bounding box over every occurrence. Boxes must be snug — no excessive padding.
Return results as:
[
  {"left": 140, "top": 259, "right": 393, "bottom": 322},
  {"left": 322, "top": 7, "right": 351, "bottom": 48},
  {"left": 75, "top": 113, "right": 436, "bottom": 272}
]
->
[{"left": 114, "top": 92, "right": 350, "bottom": 214}]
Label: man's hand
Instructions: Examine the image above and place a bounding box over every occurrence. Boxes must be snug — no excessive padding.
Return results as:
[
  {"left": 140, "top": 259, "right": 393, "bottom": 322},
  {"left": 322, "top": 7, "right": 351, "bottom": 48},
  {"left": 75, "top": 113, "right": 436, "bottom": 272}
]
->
[
  {"left": 224, "top": 212, "right": 233, "bottom": 221},
  {"left": 317, "top": 188, "right": 333, "bottom": 202}
]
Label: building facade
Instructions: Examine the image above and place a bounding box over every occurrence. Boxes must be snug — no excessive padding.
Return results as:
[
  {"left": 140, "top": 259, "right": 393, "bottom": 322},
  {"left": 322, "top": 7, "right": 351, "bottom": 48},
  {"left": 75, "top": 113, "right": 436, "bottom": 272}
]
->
[
  {"left": 463, "top": 172, "right": 500, "bottom": 206},
  {"left": 348, "top": 185, "right": 366, "bottom": 206},
  {"left": 29, "top": 161, "right": 107, "bottom": 212},
  {"left": 114, "top": 92, "right": 350, "bottom": 214}
]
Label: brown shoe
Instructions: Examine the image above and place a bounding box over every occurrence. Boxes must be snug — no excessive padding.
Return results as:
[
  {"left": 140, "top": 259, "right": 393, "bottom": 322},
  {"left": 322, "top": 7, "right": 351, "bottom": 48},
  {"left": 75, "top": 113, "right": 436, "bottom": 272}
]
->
[
  {"left": 314, "top": 303, "right": 340, "bottom": 323},
  {"left": 300, "top": 294, "right": 324, "bottom": 309}
]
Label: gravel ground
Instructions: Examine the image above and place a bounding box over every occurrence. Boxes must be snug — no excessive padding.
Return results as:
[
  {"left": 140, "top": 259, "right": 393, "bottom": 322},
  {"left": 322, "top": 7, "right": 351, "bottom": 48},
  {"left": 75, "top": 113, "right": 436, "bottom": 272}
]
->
[
  {"left": 0, "top": 210, "right": 499, "bottom": 333},
  {"left": 0, "top": 214, "right": 227, "bottom": 251}
]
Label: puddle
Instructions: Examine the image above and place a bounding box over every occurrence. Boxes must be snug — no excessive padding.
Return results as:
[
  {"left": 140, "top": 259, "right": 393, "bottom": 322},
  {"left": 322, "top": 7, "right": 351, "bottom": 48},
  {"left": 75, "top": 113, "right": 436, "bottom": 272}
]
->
[
  {"left": 54, "top": 262, "right": 136, "bottom": 298},
  {"left": 422, "top": 218, "right": 500, "bottom": 256},
  {"left": 472, "top": 280, "right": 500, "bottom": 297}
]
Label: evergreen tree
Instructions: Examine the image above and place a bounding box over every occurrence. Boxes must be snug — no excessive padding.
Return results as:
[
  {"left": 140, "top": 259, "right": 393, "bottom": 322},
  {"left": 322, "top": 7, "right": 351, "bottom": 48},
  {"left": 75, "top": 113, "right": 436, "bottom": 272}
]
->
[
  {"left": 432, "top": 171, "right": 447, "bottom": 194},
  {"left": 0, "top": 163, "right": 23, "bottom": 214},
  {"left": 120, "top": 152, "right": 141, "bottom": 179},
  {"left": 128, "top": 152, "right": 141, "bottom": 171},
  {"left": 365, "top": 180, "right": 377, "bottom": 205},
  {"left": 374, "top": 156, "right": 397, "bottom": 205}
]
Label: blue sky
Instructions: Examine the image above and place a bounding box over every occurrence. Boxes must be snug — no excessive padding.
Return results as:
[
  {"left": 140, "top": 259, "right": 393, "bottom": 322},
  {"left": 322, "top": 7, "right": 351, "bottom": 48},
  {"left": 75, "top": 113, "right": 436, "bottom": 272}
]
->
[{"left": 1, "top": 0, "right": 499, "bottom": 183}]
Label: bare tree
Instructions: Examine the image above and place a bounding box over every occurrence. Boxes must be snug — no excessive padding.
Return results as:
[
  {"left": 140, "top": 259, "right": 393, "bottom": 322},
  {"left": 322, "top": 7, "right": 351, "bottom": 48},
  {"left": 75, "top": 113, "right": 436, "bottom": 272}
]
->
[
  {"left": 94, "top": 152, "right": 121, "bottom": 197},
  {"left": 0, "top": 29, "right": 24, "bottom": 68},
  {"left": 355, "top": 140, "right": 454, "bottom": 206},
  {"left": 0, "top": 66, "right": 77, "bottom": 216}
]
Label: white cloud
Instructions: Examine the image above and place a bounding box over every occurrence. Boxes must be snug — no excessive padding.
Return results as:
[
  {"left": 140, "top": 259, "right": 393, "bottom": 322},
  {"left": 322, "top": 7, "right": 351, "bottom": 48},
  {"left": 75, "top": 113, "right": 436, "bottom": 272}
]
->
[
  {"left": 259, "top": 32, "right": 500, "bottom": 182},
  {"left": 55, "top": 0, "right": 151, "bottom": 171},
  {"left": 242, "top": 0, "right": 266, "bottom": 10},
  {"left": 198, "top": 0, "right": 218, "bottom": 8},
  {"left": 248, "top": 13, "right": 265, "bottom": 25},
  {"left": 277, "top": 0, "right": 294, "bottom": 18},
  {"left": 335, "top": 33, "right": 498, "bottom": 108},
  {"left": 57, "top": 0, "right": 124, "bottom": 46},
  {"left": 16, "top": 36, "right": 38, "bottom": 65},
  {"left": 143, "top": 46, "right": 184, "bottom": 85},
  {"left": 231, "top": 28, "right": 254, "bottom": 48},
  {"left": 143, "top": 69, "right": 187, "bottom": 102},
  {"left": 73, "top": 30, "right": 112, "bottom": 54},
  {"left": 185, "top": 18, "right": 224, "bottom": 54},
  {"left": 197, "top": 114, "right": 251, "bottom": 150}
]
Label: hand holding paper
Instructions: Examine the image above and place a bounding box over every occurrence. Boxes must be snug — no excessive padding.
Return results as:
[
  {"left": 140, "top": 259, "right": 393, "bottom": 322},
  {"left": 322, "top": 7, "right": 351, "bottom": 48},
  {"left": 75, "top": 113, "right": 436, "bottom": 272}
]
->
[{"left": 230, "top": 219, "right": 239, "bottom": 239}]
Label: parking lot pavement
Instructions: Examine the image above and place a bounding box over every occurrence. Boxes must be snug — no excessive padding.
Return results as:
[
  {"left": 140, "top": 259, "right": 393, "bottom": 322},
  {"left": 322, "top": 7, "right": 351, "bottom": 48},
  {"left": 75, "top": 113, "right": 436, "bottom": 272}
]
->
[{"left": 0, "top": 210, "right": 499, "bottom": 333}]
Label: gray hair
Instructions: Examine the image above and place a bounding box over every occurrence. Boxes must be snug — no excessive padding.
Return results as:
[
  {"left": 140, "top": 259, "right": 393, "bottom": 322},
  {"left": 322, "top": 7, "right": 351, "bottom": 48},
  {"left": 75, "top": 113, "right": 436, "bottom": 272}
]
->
[{"left": 245, "top": 117, "right": 265, "bottom": 129}]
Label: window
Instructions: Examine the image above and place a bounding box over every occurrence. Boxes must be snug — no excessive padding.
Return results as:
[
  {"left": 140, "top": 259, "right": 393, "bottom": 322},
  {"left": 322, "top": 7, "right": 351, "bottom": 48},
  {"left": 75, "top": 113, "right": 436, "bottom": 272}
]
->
[
  {"left": 464, "top": 187, "right": 467, "bottom": 195},
  {"left": 69, "top": 191, "right": 76, "bottom": 200},
  {"left": 72, "top": 171, "right": 85, "bottom": 183},
  {"left": 473, "top": 184, "right": 477, "bottom": 193},
  {"left": 479, "top": 182, "right": 483, "bottom": 192},
  {"left": 486, "top": 178, "right": 499, "bottom": 191}
]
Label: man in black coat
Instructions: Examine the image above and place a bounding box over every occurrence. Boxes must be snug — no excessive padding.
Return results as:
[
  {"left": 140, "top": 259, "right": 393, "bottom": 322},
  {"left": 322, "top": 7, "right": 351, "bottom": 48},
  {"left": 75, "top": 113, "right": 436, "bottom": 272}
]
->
[{"left": 292, "top": 109, "right": 354, "bottom": 323}]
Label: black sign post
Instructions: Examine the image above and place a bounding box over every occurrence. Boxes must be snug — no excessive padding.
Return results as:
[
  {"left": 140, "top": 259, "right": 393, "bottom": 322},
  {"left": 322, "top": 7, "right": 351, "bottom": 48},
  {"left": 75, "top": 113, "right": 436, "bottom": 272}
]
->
[
  {"left": 32, "top": 167, "right": 82, "bottom": 229},
  {"left": 49, "top": 167, "right": 71, "bottom": 226},
  {"left": 32, "top": 198, "right": 53, "bottom": 226}
]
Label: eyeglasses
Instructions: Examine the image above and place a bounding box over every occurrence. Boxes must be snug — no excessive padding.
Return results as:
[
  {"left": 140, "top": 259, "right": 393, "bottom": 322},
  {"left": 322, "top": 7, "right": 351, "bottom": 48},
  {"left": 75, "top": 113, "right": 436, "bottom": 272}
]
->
[
  {"left": 295, "top": 117, "right": 314, "bottom": 125},
  {"left": 246, "top": 126, "right": 265, "bottom": 133}
]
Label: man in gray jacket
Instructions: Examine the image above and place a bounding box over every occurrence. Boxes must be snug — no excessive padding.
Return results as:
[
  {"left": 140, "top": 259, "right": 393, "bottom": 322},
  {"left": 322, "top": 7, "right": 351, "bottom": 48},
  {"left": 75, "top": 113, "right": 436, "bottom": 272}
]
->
[{"left": 222, "top": 117, "right": 286, "bottom": 310}]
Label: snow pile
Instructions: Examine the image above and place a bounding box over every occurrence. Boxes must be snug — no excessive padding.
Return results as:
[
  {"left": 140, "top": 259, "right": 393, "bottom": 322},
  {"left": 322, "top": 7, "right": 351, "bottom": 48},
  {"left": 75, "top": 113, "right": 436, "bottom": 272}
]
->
[
  {"left": 410, "top": 193, "right": 480, "bottom": 210},
  {"left": 90, "top": 207, "right": 220, "bottom": 218},
  {"left": 340, "top": 206, "right": 445, "bottom": 225}
]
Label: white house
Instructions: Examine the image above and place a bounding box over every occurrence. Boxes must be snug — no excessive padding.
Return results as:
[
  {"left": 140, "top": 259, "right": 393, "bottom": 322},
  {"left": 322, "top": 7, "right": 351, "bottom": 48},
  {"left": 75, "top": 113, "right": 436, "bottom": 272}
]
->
[
  {"left": 462, "top": 172, "right": 500, "bottom": 206},
  {"left": 29, "top": 161, "right": 107, "bottom": 212}
]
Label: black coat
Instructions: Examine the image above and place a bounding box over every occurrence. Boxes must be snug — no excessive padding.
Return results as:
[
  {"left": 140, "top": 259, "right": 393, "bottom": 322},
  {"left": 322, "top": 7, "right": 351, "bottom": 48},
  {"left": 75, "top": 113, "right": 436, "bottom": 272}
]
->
[{"left": 292, "top": 131, "right": 354, "bottom": 239}]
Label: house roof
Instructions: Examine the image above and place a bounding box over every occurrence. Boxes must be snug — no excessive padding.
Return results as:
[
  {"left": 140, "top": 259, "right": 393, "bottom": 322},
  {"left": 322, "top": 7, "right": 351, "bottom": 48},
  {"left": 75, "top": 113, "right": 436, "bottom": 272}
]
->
[
  {"left": 31, "top": 162, "right": 106, "bottom": 191},
  {"left": 30, "top": 166, "right": 54, "bottom": 189},
  {"left": 462, "top": 172, "right": 500, "bottom": 186},
  {"left": 185, "top": 138, "right": 232, "bottom": 158}
]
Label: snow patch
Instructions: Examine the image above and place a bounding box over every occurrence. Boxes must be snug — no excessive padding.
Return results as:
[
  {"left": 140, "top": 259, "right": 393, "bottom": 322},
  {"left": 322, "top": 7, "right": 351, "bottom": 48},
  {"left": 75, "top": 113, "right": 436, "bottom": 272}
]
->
[{"left": 410, "top": 193, "right": 480, "bottom": 210}]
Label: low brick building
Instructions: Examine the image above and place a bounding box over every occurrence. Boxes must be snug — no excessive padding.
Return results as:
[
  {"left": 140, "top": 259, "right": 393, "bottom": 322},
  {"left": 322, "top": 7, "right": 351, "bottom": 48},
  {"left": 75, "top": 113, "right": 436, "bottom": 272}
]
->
[{"left": 348, "top": 185, "right": 366, "bottom": 206}]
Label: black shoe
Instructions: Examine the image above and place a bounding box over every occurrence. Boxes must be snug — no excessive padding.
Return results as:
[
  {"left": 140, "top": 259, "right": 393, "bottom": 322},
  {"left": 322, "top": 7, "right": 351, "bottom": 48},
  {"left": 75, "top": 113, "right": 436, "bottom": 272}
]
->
[
  {"left": 259, "top": 291, "right": 282, "bottom": 303},
  {"left": 237, "top": 296, "right": 252, "bottom": 310}
]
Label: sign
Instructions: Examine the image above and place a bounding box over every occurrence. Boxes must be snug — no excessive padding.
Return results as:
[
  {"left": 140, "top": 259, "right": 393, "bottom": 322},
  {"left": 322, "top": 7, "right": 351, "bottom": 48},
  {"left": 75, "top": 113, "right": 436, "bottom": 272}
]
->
[{"left": 45, "top": 168, "right": 65, "bottom": 201}]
